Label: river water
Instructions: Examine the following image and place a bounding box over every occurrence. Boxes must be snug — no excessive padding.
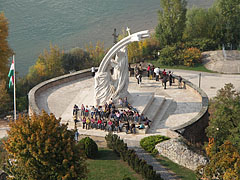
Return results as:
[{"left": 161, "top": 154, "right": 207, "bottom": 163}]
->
[{"left": 0, "top": 0, "right": 214, "bottom": 76}]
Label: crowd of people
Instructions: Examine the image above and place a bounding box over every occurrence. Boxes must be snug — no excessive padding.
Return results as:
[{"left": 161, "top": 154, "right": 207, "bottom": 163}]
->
[
  {"left": 131, "top": 64, "right": 183, "bottom": 89},
  {"left": 73, "top": 98, "right": 151, "bottom": 134}
]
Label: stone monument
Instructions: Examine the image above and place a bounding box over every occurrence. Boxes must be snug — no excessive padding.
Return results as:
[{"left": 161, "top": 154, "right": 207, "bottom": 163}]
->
[{"left": 94, "top": 30, "right": 150, "bottom": 106}]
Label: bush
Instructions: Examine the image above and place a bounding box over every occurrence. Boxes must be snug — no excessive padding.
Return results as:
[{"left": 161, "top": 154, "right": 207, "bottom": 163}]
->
[
  {"left": 158, "top": 45, "right": 181, "bottom": 66},
  {"left": 79, "top": 137, "right": 98, "bottom": 159},
  {"left": 182, "top": 47, "right": 202, "bottom": 67},
  {"left": 140, "top": 135, "right": 170, "bottom": 154}
]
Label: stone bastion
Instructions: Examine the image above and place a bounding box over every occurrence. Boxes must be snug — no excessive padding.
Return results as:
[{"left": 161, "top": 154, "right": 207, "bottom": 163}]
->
[{"left": 28, "top": 68, "right": 209, "bottom": 143}]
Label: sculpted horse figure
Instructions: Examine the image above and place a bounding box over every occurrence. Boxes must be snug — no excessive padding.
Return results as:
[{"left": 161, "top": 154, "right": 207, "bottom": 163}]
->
[{"left": 94, "top": 30, "right": 150, "bottom": 106}]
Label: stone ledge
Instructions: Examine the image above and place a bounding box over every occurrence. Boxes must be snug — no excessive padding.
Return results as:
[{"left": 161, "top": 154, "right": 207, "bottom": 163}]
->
[
  {"left": 28, "top": 69, "right": 92, "bottom": 116},
  {"left": 171, "top": 75, "right": 209, "bottom": 143}
]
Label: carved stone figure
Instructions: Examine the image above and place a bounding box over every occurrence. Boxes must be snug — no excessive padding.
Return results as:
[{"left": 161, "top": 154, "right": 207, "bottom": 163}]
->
[{"left": 94, "top": 30, "right": 150, "bottom": 106}]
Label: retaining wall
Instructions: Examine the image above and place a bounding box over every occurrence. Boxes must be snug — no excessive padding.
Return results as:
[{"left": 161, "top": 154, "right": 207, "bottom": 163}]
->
[{"left": 171, "top": 76, "right": 209, "bottom": 143}]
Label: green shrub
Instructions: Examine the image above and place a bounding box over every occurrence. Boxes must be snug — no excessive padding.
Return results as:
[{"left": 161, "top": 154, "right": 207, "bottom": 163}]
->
[
  {"left": 140, "top": 135, "right": 170, "bottom": 154},
  {"left": 78, "top": 137, "right": 98, "bottom": 159}
]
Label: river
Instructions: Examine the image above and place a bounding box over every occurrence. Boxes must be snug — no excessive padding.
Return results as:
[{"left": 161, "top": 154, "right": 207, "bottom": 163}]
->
[{"left": 0, "top": 0, "right": 214, "bottom": 76}]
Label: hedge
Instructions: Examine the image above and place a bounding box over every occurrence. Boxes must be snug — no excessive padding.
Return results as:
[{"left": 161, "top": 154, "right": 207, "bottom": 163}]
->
[{"left": 105, "top": 133, "right": 163, "bottom": 180}]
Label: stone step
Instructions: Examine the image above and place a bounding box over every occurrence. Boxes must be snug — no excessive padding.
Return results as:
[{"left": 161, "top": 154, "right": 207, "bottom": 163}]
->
[
  {"left": 129, "top": 92, "right": 154, "bottom": 115},
  {"left": 144, "top": 96, "right": 165, "bottom": 121},
  {"left": 147, "top": 98, "right": 173, "bottom": 134}
]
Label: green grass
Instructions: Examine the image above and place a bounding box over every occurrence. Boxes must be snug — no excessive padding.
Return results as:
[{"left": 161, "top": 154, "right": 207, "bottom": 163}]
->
[
  {"left": 86, "top": 148, "right": 142, "bottom": 180},
  {"left": 155, "top": 155, "right": 197, "bottom": 180},
  {"left": 149, "top": 60, "right": 214, "bottom": 73}
]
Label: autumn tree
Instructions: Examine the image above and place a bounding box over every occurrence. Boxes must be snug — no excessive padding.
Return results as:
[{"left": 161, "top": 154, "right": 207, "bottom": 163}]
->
[
  {"left": 4, "top": 111, "right": 87, "bottom": 180},
  {"left": 27, "top": 44, "right": 64, "bottom": 87},
  {"left": 206, "top": 83, "right": 240, "bottom": 150},
  {"left": 0, "top": 12, "right": 12, "bottom": 80},
  {"left": 198, "top": 140, "right": 240, "bottom": 180},
  {"left": 155, "top": 0, "right": 187, "bottom": 47},
  {"left": 85, "top": 41, "right": 105, "bottom": 66},
  {"left": 0, "top": 80, "right": 11, "bottom": 115}
]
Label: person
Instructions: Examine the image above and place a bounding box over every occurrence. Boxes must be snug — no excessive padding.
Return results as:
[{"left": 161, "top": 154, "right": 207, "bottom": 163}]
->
[
  {"left": 162, "top": 74, "right": 167, "bottom": 89},
  {"left": 169, "top": 71, "right": 173, "bottom": 86},
  {"left": 86, "top": 117, "right": 90, "bottom": 129},
  {"left": 85, "top": 105, "right": 90, "bottom": 117},
  {"left": 130, "top": 122, "right": 136, "bottom": 134},
  {"left": 125, "top": 120, "right": 130, "bottom": 134},
  {"left": 147, "top": 65, "right": 151, "bottom": 77},
  {"left": 73, "top": 104, "right": 79, "bottom": 116},
  {"left": 82, "top": 116, "right": 86, "bottom": 129},
  {"left": 74, "top": 129, "right": 79, "bottom": 141},
  {"left": 154, "top": 67, "right": 160, "bottom": 81},
  {"left": 138, "top": 63, "right": 143, "bottom": 75},
  {"left": 137, "top": 73, "right": 142, "bottom": 86},
  {"left": 144, "top": 117, "right": 151, "bottom": 128},
  {"left": 137, "top": 123, "right": 145, "bottom": 129},
  {"left": 80, "top": 104, "right": 85, "bottom": 116},
  {"left": 119, "top": 98, "right": 123, "bottom": 108},
  {"left": 91, "top": 66, "right": 95, "bottom": 77},
  {"left": 178, "top": 76, "right": 183, "bottom": 88}
]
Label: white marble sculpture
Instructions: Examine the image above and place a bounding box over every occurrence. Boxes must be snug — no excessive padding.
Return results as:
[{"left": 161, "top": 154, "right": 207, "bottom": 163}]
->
[{"left": 94, "top": 30, "right": 150, "bottom": 106}]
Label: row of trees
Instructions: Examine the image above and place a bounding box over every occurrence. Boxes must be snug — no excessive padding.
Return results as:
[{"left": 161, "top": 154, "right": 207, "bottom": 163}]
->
[{"left": 153, "top": 0, "right": 240, "bottom": 66}]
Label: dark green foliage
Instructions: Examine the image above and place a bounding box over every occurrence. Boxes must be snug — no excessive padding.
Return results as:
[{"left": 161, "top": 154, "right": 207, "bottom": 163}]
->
[
  {"left": 183, "top": 38, "right": 218, "bottom": 51},
  {"left": 105, "top": 133, "right": 163, "bottom": 180},
  {"left": 158, "top": 44, "right": 182, "bottom": 66},
  {"left": 206, "top": 83, "right": 240, "bottom": 150},
  {"left": 140, "top": 135, "right": 170, "bottom": 154},
  {"left": 61, "top": 48, "right": 93, "bottom": 73},
  {"left": 79, "top": 137, "right": 98, "bottom": 159}
]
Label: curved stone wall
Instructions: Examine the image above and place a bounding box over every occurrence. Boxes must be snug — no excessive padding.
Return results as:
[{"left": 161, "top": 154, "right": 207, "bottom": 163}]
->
[
  {"left": 171, "top": 76, "right": 209, "bottom": 143},
  {"left": 28, "top": 69, "right": 92, "bottom": 116}
]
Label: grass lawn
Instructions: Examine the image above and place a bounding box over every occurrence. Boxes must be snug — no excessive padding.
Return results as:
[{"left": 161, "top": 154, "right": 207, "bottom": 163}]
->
[
  {"left": 149, "top": 61, "right": 214, "bottom": 73},
  {"left": 155, "top": 155, "right": 197, "bottom": 180},
  {"left": 86, "top": 148, "right": 143, "bottom": 180}
]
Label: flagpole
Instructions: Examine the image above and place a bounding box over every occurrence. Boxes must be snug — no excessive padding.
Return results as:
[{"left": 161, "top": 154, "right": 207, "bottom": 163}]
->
[{"left": 13, "top": 54, "right": 16, "bottom": 121}]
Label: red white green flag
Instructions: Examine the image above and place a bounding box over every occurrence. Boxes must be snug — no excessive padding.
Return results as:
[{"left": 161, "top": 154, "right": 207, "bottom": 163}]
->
[{"left": 8, "top": 57, "right": 14, "bottom": 88}]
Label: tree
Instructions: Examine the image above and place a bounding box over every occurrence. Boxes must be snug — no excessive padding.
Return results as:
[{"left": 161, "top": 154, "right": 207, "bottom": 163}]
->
[
  {"left": 155, "top": 0, "right": 187, "bottom": 47},
  {"left": 198, "top": 140, "right": 240, "bottom": 180},
  {"left": 0, "top": 80, "right": 11, "bottom": 115},
  {"left": 0, "top": 12, "right": 12, "bottom": 80},
  {"left": 206, "top": 83, "right": 240, "bottom": 150},
  {"left": 27, "top": 44, "right": 64, "bottom": 87},
  {"left": 217, "top": 0, "right": 240, "bottom": 49},
  {"left": 85, "top": 41, "right": 105, "bottom": 66},
  {"left": 4, "top": 111, "right": 87, "bottom": 180},
  {"left": 183, "top": 6, "right": 222, "bottom": 47},
  {"left": 61, "top": 48, "right": 92, "bottom": 73}
]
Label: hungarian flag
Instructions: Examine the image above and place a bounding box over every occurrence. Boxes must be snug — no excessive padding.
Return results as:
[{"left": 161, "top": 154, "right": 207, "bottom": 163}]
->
[{"left": 8, "top": 57, "right": 14, "bottom": 88}]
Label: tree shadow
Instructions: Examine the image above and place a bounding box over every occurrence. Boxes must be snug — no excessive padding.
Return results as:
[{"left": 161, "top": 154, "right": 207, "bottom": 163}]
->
[{"left": 95, "top": 148, "right": 120, "bottom": 161}]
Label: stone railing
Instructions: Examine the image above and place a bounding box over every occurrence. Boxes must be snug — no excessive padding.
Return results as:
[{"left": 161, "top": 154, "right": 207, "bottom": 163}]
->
[
  {"left": 171, "top": 75, "right": 209, "bottom": 143},
  {"left": 28, "top": 69, "right": 92, "bottom": 116}
]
